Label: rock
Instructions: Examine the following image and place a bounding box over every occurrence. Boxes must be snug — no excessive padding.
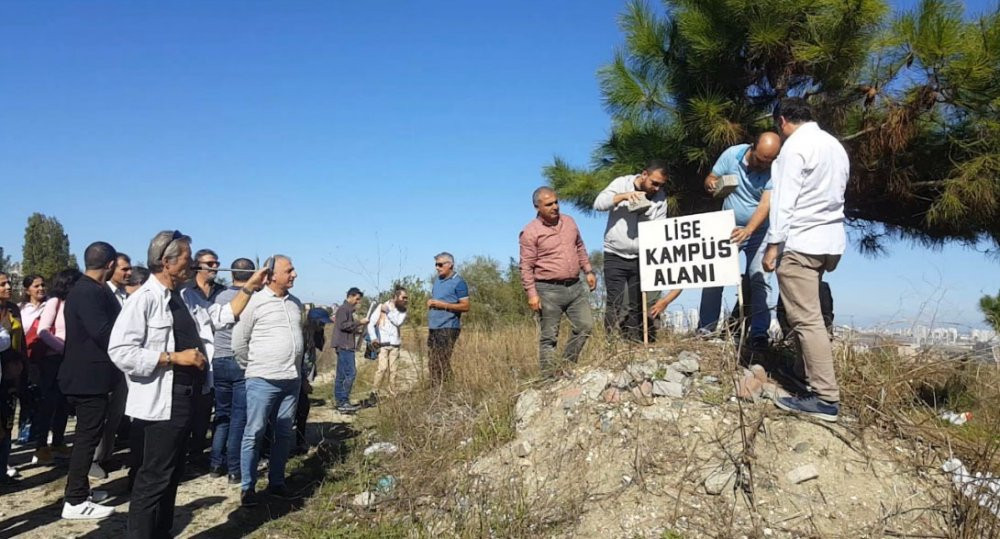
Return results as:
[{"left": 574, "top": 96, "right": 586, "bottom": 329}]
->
[
  {"left": 786, "top": 464, "right": 819, "bottom": 484},
  {"left": 639, "top": 380, "right": 653, "bottom": 398},
  {"left": 515, "top": 389, "right": 542, "bottom": 427},
  {"left": 640, "top": 405, "right": 678, "bottom": 422},
  {"left": 613, "top": 370, "right": 632, "bottom": 389},
  {"left": 363, "top": 442, "right": 399, "bottom": 457},
  {"left": 652, "top": 380, "right": 685, "bottom": 398},
  {"left": 630, "top": 386, "right": 654, "bottom": 406},
  {"left": 376, "top": 475, "right": 397, "bottom": 493},
  {"left": 579, "top": 370, "right": 611, "bottom": 400},
  {"left": 602, "top": 387, "right": 622, "bottom": 404},
  {"left": 793, "top": 442, "right": 811, "bottom": 453},
  {"left": 737, "top": 369, "right": 764, "bottom": 401},
  {"left": 353, "top": 491, "right": 376, "bottom": 508},
  {"left": 662, "top": 368, "right": 687, "bottom": 384},
  {"left": 704, "top": 465, "right": 736, "bottom": 495},
  {"left": 702, "top": 375, "right": 720, "bottom": 384},
  {"left": 514, "top": 440, "right": 532, "bottom": 458},
  {"left": 674, "top": 351, "right": 701, "bottom": 373},
  {"left": 560, "top": 386, "right": 583, "bottom": 410}
]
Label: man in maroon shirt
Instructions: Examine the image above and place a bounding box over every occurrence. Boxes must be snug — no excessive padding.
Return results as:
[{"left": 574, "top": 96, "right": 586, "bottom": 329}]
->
[{"left": 519, "top": 187, "right": 597, "bottom": 374}]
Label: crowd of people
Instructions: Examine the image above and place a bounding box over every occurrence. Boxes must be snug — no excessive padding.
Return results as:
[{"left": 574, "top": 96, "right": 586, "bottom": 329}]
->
[
  {"left": 0, "top": 227, "right": 466, "bottom": 538},
  {"left": 0, "top": 96, "right": 846, "bottom": 537}
]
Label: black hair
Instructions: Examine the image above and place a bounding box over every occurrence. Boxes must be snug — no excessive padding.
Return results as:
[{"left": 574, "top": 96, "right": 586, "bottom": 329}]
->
[
  {"left": 231, "top": 258, "right": 256, "bottom": 283},
  {"left": 50, "top": 269, "right": 83, "bottom": 300},
  {"left": 773, "top": 97, "right": 813, "bottom": 124},
  {"left": 347, "top": 287, "right": 363, "bottom": 298},
  {"left": 21, "top": 274, "right": 44, "bottom": 302},
  {"left": 194, "top": 248, "right": 218, "bottom": 261},
  {"left": 128, "top": 266, "right": 150, "bottom": 287},
  {"left": 84, "top": 241, "right": 117, "bottom": 271},
  {"left": 643, "top": 159, "right": 669, "bottom": 175},
  {"left": 116, "top": 253, "right": 131, "bottom": 264}
]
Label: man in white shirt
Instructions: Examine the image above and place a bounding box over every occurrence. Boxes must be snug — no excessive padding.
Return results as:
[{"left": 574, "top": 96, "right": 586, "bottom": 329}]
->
[
  {"left": 231, "top": 255, "right": 304, "bottom": 507},
  {"left": 592, "top": 160, "right": 670, "bottom": 342},
  {"left": 107, "top": 253, "right": 132, "bottom": 307},
  {"left": 762, "top": 97, "right": 850, "bottom": 423},
  {"left": 108, "top": 231, "right": 265, "bottom": 538},
  {"left": 367, "top": 286, "right": 409, "bottom": 396}
]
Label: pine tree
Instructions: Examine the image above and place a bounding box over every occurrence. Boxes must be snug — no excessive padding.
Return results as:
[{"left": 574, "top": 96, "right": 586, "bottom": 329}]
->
[
  {"left": 0, "top": 247, "right": 11, "bottom": 274},
  {"left": 546, "top": 0, "right": 1000, "bottom": 253},
  {"left": 22, "top": 213, "right": 77, "bottom": 280},
  {"left": 980, "top": 291, "right": 1000, "bottom": 333}
]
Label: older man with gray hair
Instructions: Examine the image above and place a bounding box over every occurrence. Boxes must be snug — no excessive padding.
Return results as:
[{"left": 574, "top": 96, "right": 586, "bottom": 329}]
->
[
  {"left": 109, "top": 230, "right": 267, "bottom": 538},
  {"left": 427, "top": 252, "right": 469, "bottom": 384},
  {"left": 519, "top": 187, "right": 596, "bottom": 375},
  {"left": 232, "top": 255, "right": 304, "bottom": 507}
]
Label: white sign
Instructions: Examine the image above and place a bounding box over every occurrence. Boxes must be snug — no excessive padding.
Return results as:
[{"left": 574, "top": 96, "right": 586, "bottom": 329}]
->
[{"left": 638, "top": 210, "right": 741, "bottom": 292}]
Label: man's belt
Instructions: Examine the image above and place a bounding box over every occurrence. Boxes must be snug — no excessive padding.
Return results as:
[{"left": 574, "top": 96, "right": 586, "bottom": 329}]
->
[{"left": 536, "top": 278, "right": 580, "bottom": 286}]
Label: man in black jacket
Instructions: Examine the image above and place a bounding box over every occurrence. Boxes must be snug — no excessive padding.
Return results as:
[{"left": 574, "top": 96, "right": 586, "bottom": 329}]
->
[{"left": 58, "top": 241, "right": 121, "bottom": 520}]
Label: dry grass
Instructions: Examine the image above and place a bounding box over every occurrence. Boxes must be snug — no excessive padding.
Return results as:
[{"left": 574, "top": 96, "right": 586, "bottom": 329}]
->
[{"left": 254, "top": 321, "right": 1000, "bottom": 538}]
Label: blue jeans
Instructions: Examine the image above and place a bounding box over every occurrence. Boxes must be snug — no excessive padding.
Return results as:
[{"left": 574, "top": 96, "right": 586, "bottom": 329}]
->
[
  {"left": 698, "top": 232, "right": 772, "bottom": 338},
  {"left": 210, "top": 357, "right": 246, "bottom": 474},
  {"left": 240, "top": 377, "right": 299, "bottom": 491},
  {"left": 334, "top": 349, "right": 357, "bottom": 406}
]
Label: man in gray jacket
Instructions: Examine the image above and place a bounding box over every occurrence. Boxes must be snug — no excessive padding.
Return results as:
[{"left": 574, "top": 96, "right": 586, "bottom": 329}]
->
[{"left": 332, "top": 288, "right": 368, "bottom": 414}]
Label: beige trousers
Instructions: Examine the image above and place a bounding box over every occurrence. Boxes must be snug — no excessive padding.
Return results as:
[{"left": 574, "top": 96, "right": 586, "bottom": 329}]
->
[
  {"left": 372, "top": 345, "right": 401, "bottom": 393},
  {"left": 777, "top": 251, "right": 841, "bottom": 403}
]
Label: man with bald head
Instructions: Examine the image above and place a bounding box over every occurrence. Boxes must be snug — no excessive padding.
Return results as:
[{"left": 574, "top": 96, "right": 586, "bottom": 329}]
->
[{"left": 696, "top": 132, "right": 782, "bottom": 348}]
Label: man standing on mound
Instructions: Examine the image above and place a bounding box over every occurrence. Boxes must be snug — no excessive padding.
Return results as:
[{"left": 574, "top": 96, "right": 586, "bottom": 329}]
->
[
  {"left": 519, "top": 187, "right": 596, "bottom": 375},
  {"left": 763, "top": 97, "right": 849, "bottom": 423}
]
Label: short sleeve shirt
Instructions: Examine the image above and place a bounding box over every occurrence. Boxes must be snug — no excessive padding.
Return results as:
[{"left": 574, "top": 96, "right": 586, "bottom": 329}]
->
[
  {"left": 712, "top": 144, "right": 773, "bottom": 227},
  {"left": 428, "top": 273, "right": 469, "bottom": 330}
]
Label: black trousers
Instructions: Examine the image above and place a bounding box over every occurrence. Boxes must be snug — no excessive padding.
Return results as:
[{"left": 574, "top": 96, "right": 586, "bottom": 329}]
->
[
  {"left": 128, "top": 385, "right": 195, "bottom": 539},
  {"left": 603, "top": 253, "right": 655, "bottom": 342},
  {"left": 187, "top": 388, "right": 212, "bottom": 461},
  {"left": 64, "top": 394, "right": 110, "bottom": 504},
  {"left": 427, "top": 328, "right": 460, "bottom": 384},
  {"left": 295, "top": 382, "right": 310, "bottom": 447}
]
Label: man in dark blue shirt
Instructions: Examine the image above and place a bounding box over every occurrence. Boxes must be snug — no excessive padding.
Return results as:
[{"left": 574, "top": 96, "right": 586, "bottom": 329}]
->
[{"left": 427, "top": 252, "right": 469, "bottom": 384}]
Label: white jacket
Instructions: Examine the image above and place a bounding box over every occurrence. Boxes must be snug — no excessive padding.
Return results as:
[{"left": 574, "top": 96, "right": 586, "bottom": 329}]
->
[{"left": 366, "top": 301, "right": 407, "bottom": 346}]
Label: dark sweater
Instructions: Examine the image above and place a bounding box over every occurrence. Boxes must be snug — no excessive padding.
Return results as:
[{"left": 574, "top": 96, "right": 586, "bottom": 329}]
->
[{"left": 332, "top": 302, "right": 364, "bottom": 351}]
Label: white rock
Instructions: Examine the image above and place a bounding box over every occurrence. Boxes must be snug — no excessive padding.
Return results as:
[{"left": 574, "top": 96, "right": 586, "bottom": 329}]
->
[
  {"left": 662, "top": 369, "right": 687, "bottom": 384},
  {"left": 514, "top": 440, "right": 532, "bottom": 458},
  {"left": 786, "top": 464, "right": 819, "bottom": 484},
  {"left": 579, "top": 370, "right": 611, "bottom": 399},
  {"left": 640, "top": 405, "right": 678, "bottom": 422},
  {"left": 652, "top": 380, "right": 685, "bottom": 398},
  {"left": 353, "top": 491, "right": 376, "bottom": 508},
  {"left": 363, "top": 442, "right": 399, "bottom": 457},
  {"left": 704, "top": 465, "right": 736, "bottom": 495},
  {"left": 515, "top": 389, "right": 541, "bottom": 427},
  {"left": 613, "top": 371, "right": 632, "bottom": 389}
]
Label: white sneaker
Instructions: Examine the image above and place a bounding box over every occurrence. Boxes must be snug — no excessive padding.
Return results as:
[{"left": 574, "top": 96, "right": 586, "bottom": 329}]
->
[
  {"left": 62, "top": 500, "right": 114, "bottom": 520},
  {"left": 5, "top": 466, "right": 19, "bottom": 478},
  {"left": 89, "top": 490, "right": 109, "bottom": 503}
]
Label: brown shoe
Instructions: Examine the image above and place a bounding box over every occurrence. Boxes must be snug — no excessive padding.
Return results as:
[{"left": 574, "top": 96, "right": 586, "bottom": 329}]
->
[{"left": 32, "top": 447, "right": 54, "bottom": 466}]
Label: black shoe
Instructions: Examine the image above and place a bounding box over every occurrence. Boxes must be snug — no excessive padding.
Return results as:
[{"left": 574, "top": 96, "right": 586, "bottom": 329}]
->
[
  {"left": 240, "top": 489, "right": 258, "bottom": 508},
  {"left": 266, "top": 484, "right": 290, "bottom": 498},
  {"left": 209, "top": 466, "right": 224, "bottom": 478},
  {"left": 228, "top": 473, "right": 241, "bottom": 485},
  {"left": 748, "top": 336, "right": 770, "bottom": 352}
]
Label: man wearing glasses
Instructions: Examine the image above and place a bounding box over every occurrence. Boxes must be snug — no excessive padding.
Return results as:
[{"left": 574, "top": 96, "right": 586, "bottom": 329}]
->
[
  {"left": 427, "top": 253, "right": 469, "bottom": 384},
  {"left": 181, "top": 248, "right": 226, "bottom": 473},
  {"left": 593, "top": 160, "right": 671, "bottom": 343},
  {"left": 109, "top": 230, "right": 267, "bottom": 537}
]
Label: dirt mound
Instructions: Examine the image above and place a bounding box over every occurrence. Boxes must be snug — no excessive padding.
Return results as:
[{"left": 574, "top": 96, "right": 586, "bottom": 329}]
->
[{"left": 459, "top": 347, "right": 949, "bottom": 537}]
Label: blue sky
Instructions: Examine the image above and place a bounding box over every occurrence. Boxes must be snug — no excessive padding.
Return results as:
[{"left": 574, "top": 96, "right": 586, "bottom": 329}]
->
[{"left": 1, "top": 0, "right": 997, "bottom": 329}]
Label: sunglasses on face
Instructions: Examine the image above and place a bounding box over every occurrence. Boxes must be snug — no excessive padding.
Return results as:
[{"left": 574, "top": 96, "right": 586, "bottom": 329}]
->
[
  {"left": 200, "top": 261, "right": 220, "bottom": 268},
  {"left": 435, "top": 262, "right": 449, "bottom": 267}
]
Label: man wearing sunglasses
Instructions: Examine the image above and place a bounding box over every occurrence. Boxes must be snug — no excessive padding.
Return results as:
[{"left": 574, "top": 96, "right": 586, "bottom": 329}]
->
[
  {"left": 427, "top": 253, "right": 469, "bottom": 384},
  {"left": 593, "top": 160, "right": 671, "bottom": 343},
  {"left": 182, "top": 248, "right": 227, "bottom": 473}
]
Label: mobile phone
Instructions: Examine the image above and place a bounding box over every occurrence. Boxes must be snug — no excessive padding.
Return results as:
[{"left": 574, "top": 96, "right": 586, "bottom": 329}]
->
[{"left": 263, "top": 256, "right": 276, "bottom": 282}]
